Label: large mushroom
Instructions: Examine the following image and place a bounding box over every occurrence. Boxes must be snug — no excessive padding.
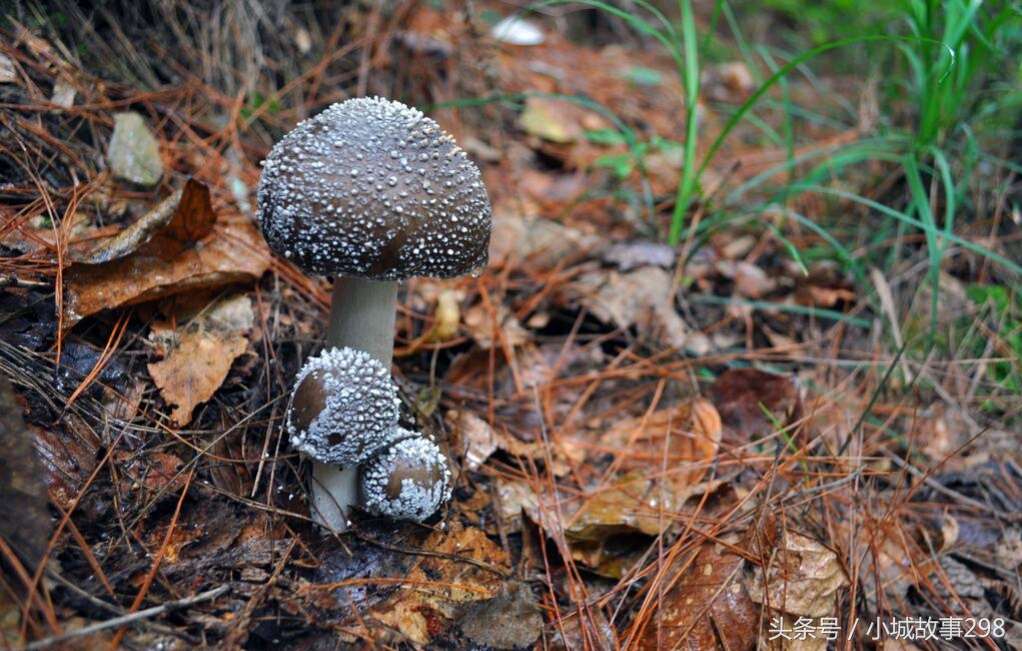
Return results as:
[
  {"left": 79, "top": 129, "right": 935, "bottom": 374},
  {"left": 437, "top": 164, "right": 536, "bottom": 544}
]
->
[
  {"left": 257, "top": 96, "right": 492, "bottom": 367},
  {"left": 258, "top": 97, "right": 491, "bottom": 530}
]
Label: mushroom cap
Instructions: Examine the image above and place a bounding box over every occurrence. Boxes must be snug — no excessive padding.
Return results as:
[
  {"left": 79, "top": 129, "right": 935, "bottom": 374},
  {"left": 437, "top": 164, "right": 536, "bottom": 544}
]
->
[
  {"left": 359, "top": 433, "right": 452, "bottom": 522},
  {"left": 257, "top": 97, "right": 491, "bottom": 281},
  {"left": 287, "top": 347, "right": 401, "bottom": 467}
]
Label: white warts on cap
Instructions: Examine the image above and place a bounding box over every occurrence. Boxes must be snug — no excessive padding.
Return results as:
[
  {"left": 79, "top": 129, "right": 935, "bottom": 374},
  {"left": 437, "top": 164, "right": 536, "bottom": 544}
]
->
[
  {"left": 359, "top": 434, "right": 452, "bottom": 522},
  {"left": 287, "top": 346, "right": 401, "bottom": 467},
  {"left": 257, "top": 97, "right": 492, "bottom": 280}
]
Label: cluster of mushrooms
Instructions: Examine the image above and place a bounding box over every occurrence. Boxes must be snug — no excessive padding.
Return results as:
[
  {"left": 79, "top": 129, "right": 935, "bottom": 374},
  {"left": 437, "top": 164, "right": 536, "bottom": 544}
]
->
[{"left": 256, "top": 97, "right": 492, "bottom": 531}]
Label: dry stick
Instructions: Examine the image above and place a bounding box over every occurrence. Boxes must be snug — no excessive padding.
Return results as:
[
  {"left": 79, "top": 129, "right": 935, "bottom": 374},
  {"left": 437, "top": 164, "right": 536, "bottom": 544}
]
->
[
  {"left": 108, "top": 467, "right": 195, "bottom": 650},
  {"left": 13, "top": 585, "right": 229, "bottom": 651}
]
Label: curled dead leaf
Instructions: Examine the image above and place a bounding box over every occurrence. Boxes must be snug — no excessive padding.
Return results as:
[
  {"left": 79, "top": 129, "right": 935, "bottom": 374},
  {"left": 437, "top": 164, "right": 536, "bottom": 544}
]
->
[
  {"left": 77, "top": 180, "right": 214, "bottom": 265},
  {"left": 64, "top": 180, "right": 269, "bottom": 328}
]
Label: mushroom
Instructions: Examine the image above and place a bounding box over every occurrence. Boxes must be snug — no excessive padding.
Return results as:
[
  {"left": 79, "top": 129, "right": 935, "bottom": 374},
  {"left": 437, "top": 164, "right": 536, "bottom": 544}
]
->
[
  {"left": 359, "top": 433, "right": 452, "bottom": 522},
  {"left": 257, "top": 96, "right": 492, "bottom": 367},
  {"left": 287, "top": 346, "right": 402, "bottom": 530},
  {"left": 258, "top": 97, "right": 489, "bottom": 531}
]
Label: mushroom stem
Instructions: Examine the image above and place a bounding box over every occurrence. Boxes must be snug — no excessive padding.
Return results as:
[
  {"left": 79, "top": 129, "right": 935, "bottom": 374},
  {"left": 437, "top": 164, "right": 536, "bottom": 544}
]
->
[
  {"left": 310, "top": 463, "right": 358, "bottom": 532},
  {"left": 309, "top": 276, "right": 398, "bottom": 532},
  {"left": 327, "top": 276, "right": 398, "bottom": 367}
]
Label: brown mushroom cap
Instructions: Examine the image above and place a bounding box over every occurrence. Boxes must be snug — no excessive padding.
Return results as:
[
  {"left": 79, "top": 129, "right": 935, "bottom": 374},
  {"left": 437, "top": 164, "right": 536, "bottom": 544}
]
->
[
  {"left": 287, "top": 347, "right": 401, "bottom": 467},
  {"left": 257, "top": 97, "right": 491, "bottom": 281},
  {"left": 359, "top": 433, "right": 452, "bottom": 522}
]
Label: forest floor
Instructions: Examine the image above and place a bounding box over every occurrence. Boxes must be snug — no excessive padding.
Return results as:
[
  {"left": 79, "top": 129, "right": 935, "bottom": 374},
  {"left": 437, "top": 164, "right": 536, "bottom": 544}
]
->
[{"left": 1, "top": 1, "right": 1021, "bottom": 650}]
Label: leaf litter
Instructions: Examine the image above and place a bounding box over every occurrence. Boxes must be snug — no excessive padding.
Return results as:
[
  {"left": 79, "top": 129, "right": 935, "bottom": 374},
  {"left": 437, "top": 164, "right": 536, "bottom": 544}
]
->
[{"left": 0, "top": 3, "right": 1020, "bottom": 650}]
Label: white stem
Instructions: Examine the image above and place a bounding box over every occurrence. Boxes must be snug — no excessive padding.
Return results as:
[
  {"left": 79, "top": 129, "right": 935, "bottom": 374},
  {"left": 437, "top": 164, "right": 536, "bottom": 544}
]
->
[
  {"left": 327, "top": 276, "right": 398, "bottom": 367},
  {"left": 309, "top": 463, "right": 358, "bottom": 533},
  {"left": 310, "top": 275, "right": 398, "bottom": 531}
]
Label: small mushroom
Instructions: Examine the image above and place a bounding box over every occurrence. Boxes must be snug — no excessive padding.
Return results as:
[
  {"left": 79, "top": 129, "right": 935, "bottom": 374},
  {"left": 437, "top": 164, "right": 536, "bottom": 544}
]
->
[
  {"left": 257, "top": 96, "right": 492, "bottom": 367},
  {"left": 287, "top": 347, "right": 401, "bottom": 529},
  {"left": 359, "top": 434, "right": 452, "bottom": 522}
]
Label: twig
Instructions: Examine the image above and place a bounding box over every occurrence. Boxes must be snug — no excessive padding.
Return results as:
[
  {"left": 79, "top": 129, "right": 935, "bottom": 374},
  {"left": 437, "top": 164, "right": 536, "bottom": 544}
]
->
[{"left": 9, "top": 585, "right": 228, "bottom": 651}]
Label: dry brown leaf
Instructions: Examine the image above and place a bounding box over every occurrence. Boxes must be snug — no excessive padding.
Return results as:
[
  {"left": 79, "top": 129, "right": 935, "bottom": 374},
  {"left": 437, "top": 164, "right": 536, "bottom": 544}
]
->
[
  {"left": 570, "top": 266, "right": 711, "bottom": 354},
  {"left": 745, "top": 529, "right": 849, "bottom": 618},
  {"left": 488, "top": 210, "right": 601, "bottom": 270},
  {"left": 447, "top": 409, "right": 581, "bottom": 476},
  {"left": 636, "top": 543, "right": 757, "bottom": 651},
  {"left": 430, "top": 288, "right": 462, "bottom": 342},
  {"left": 600, "top": 398, "right": 722, "bottom": 488},
  {"left": 732, "top": 261, "right": 778, "bottom": 299},
  {"left": 64, "top": 180, "right": 269, "bottom": 328},
  {"left": 519, "top": 97, "right": 584, "bottom": 144},
  {"left": 147, "top": 293, "right": 254, "bottom": 426}
]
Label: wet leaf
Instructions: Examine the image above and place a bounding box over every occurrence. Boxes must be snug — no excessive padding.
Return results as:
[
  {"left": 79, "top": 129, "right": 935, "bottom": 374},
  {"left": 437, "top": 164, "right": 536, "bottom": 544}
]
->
[
  {"left": 114, "top": 449, "right": 185, "bottom": 498},
  {"left": 565, "top": 474, "right": 679, "bottom": 542},
  {"left": 458, "top": 583, "right": 542, "bottom": 649},
  {"left": 33, "top": 425, "right": 96, "bottom": 512},
  {"left": 64, "top": 181, "right": 269, "bottom": 328},
  {"left": 0, "top": 377, "right": 51, "bottom": 573},
  {"left": 360, "top": 522, "right": 510, "bottom": 645},
  {"left": 147, "top": 293, "right": 254, "bottom": 426},
  {"left": 550, "top": 609, "right": 617, "bottom": 651},
  {"left": 107, "top": 112, "right": 163, "bottom": 186},
  {"left": 636, "top": 543, "right": 757, "bottom": 651}
]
